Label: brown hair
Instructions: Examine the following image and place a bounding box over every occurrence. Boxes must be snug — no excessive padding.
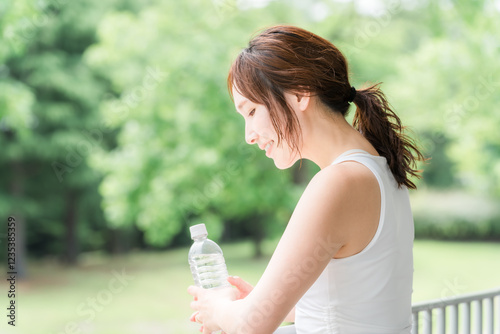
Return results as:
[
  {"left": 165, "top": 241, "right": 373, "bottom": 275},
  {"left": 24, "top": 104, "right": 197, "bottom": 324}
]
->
[{"left": 227, "top": 25, "right": 424, "bottom": 189}]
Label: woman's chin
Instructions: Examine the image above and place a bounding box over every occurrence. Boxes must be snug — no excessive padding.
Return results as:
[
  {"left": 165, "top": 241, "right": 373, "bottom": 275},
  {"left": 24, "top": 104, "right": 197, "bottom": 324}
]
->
[
  {"left": 274, "top": 161, "right": 288, "bottom": 170},
  {"left": 273, "top": 156, "right": 300, "bottom": 170}
]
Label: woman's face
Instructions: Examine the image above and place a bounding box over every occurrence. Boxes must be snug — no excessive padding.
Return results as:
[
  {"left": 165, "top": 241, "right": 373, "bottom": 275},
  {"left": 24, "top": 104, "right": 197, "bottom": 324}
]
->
[{"left": 232, "top": 87, "right": 300, "bottom": 169}]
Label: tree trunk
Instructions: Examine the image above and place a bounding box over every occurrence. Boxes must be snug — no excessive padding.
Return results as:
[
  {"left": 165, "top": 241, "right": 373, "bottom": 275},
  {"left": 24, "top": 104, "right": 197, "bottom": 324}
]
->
[
  {"left": 10, "top": 161, "right": 27, "bottom": 279},
  {"left": 108, "top": 227, "right": 129, "bottom": 254},
  {"left": 292, "top": 160, "right": 310, "bottom": 185},
  {"left": 252, "top": 216, "right": 264, "bottom": 259},
  {"left": 63, "top": 190, "right": 79, "bottom": 265},
  {"left": 253, "top": 236, "right": 263, "bottom": 259}
]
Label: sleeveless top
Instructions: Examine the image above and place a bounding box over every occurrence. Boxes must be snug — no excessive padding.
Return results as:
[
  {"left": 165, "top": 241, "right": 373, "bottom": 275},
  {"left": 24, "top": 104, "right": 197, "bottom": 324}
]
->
[{"left": 294, "top": 149, "right": 414, "bottom": 334}]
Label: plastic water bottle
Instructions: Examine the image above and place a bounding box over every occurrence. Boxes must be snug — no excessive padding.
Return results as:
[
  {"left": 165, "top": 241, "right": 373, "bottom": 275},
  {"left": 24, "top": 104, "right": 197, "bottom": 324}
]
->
[{"left": 188, "top": 224, "right": 230, "bottom": 289}]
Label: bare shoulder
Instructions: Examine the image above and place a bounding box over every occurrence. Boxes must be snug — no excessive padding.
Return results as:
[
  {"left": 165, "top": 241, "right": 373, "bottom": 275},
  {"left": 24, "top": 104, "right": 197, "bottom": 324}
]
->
[
  {"left": 244, "top": 160, "right": 382, "bottom": 332},
  {"left": 305, "top": 160, "right": 379, "bottom": 202},
  {"left": 297, "top": 160, "right": 381, "bottom": 258}
]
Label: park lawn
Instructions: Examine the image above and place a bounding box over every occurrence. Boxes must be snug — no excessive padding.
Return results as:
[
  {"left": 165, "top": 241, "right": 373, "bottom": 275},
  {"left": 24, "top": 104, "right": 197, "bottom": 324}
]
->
[{"left": 0, "top": 240, "right": 499, "bottom": 334}]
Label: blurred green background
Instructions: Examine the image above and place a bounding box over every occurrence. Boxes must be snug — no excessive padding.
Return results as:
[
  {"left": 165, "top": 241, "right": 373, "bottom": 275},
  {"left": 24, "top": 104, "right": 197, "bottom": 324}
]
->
[{"left": 0, "top": 0, "right": 499, "bottom": 333}]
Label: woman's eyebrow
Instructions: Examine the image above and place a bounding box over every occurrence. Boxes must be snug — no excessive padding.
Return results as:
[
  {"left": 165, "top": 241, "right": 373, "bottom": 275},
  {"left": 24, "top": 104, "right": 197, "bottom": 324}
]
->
[{"left": 236, "top": 99, "right": 248, "bottom": 111}]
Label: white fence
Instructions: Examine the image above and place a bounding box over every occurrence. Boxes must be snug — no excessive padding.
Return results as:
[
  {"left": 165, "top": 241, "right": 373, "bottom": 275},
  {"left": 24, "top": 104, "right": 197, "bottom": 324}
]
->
[
  {"left": 274, "top": 287, "right": 500, "bottom": 334},
  {"left": 412, "top": 287, "right": 500, "bottom": 334}
]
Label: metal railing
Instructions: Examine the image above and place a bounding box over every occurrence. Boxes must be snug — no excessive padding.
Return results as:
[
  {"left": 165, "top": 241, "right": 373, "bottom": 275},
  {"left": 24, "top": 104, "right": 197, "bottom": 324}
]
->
[{"left": 412, "top": 287, "right": 500, "bottom": 334}]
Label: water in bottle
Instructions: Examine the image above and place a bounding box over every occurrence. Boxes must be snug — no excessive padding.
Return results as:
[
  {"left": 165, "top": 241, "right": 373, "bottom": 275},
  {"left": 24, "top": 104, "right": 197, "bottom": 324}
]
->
[{"left": 188, "top": 223, "right": 230, "bottom": 289}]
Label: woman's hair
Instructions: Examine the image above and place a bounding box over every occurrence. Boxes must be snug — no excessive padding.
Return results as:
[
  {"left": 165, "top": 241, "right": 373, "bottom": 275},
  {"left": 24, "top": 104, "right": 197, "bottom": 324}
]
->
[{"left": 227, "top": 25, "right": 424, "bottom": 189}]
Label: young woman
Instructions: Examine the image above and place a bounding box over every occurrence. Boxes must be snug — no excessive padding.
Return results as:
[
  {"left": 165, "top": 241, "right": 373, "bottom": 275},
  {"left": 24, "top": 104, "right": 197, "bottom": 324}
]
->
[{"left": 188, "top": 25, "right": 424, "bottom": 334}]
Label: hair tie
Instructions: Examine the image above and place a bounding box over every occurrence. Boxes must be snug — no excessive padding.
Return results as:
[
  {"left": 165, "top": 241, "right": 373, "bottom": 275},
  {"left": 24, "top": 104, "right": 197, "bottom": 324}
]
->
[{"left": 347, "top": 86, "right": 357, "bottom": 103}]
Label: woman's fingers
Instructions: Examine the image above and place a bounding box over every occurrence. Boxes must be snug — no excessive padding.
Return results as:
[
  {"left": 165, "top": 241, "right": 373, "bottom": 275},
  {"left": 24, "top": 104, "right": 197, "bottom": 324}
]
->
[
  {"left": 227, "top": 275, "right": 254, "bottom": 299},
  {"left": 190, "top": 311, "right": 199, "bottom": 323},
  {"left": 188, "top": 285, "right": 201, "bottom": 306},
  {"left": 187, "top": 285, "right": 202, "bottom": 298},
  {"left": 190, "top": 300, "right": 200, "bottom": 310},
  {"left": 187, "top": 284, "right": 228, "bottom": 333},
  {"left": 190, "top": 311, "right": 204, "bottom": 334},
  {"left": 228, "top": 276, "right": 253, "bottom": 291}
]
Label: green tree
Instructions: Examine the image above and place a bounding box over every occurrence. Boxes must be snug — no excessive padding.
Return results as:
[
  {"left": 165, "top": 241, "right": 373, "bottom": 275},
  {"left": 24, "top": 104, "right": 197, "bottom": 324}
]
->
[
  {"left": 85, "top": 0, "right": 312, "bottom": 256},
  {"left": 384, "top": 2, "right": 500, "bottom": 194},
  {"left": 0, "top": 0, "right": 122, "bottom": 268}
]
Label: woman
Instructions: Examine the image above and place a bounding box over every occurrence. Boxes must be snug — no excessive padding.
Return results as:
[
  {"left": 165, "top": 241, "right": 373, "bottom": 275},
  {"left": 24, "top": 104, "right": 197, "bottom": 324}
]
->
[{"left": 188, "top": 25, "right": 424, "bottom": 334}]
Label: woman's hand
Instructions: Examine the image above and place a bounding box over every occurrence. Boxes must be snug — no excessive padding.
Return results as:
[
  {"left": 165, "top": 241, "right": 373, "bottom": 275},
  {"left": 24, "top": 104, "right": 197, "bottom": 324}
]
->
[
  {"left": 227, "top": 276, "right": 254, "bottom": 299},
  {"left": 188, "top": 276, "right": 253, "bottom": 333},
  {"left": 188, "top": 283, "right": 237, "bottom": 334}
]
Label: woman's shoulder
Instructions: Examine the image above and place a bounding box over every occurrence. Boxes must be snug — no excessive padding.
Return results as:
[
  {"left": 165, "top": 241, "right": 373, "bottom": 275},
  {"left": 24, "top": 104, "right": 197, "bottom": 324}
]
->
[
  {"left": 298, "top": 161, "right": 381, "bottom": 256},
  {"left": 297, "top": 160, "right": 380, "bottom": 225},
  {"left": 308, "top": 160, "right": 379, "bottom": 197}
]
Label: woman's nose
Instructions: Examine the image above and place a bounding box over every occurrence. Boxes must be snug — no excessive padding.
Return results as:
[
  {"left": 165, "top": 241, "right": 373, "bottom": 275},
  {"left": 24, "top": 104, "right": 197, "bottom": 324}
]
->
[{"left": 246, "top": 129, "right": 258, "bottom": 145}]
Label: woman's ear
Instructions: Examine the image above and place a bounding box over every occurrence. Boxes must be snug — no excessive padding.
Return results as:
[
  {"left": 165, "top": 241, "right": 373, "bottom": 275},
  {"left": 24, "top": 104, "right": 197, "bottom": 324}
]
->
[
  {"left": 295, "top": 92, "right": 311, "bottom": 112},
  {"left": 285, "top": 91, "right": 311, "bottom": 113}
]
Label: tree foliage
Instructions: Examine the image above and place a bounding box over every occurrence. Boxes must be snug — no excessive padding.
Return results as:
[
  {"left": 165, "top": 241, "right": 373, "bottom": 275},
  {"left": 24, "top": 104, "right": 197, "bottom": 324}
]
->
[
  {"left": 1, "top": 0, "right": 499, "bottom": 263},
  {"left": 85, "top": 0, "right": 304, "bottom": 250},
  {"left": 0, "top": 0, "right": 122, "bottom": 267}
]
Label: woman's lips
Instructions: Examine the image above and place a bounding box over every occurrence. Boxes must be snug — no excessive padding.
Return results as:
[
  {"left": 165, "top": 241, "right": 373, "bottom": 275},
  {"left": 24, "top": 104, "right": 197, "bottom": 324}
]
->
[{"left": 265, "top": 140, "right": 274, "bottom": 157}]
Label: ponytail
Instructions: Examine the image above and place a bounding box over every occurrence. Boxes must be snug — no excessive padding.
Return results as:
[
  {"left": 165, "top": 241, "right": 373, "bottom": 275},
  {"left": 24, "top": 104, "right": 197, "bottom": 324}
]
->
[
  {"left": 352, "top": 83, "right": 425, "bottom": 189},
  {"left": 227, "top": 25, "right": 425, "bottom": 188}
]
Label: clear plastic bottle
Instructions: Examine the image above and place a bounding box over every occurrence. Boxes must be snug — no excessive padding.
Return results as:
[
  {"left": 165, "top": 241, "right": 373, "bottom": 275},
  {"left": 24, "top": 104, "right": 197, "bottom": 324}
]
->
[{"left": 188, "top": 224, "right": 230, "bottom": 289}]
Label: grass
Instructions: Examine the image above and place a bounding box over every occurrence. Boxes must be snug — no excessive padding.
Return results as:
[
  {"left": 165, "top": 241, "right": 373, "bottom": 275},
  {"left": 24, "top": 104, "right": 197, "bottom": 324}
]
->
[{"left": 1, "top": 239, "right": 499, "bottom": 334}]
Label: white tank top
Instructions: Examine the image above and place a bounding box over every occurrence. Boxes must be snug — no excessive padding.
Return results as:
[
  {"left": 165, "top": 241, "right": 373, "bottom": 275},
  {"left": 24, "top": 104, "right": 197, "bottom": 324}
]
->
[{"left": 294, "top": 149, "right": 414, "bottom": 334}]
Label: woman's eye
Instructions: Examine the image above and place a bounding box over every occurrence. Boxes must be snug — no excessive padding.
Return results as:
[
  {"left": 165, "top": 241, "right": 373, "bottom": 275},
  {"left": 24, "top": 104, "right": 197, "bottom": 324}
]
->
[{"left": 249, "top": 109, "right": 256, "bottom": 117}]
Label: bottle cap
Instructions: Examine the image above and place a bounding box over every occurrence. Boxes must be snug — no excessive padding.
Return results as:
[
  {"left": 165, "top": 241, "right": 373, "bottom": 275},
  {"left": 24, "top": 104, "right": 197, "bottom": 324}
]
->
[{"left": 190, "top": 223, "right": 208, "bottom": 239}]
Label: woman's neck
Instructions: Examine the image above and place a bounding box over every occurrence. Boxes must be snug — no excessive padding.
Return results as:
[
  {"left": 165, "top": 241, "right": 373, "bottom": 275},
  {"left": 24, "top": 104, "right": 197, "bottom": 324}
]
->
[{"left": 299, "top": 106, "right": 378, "bottom": 169}]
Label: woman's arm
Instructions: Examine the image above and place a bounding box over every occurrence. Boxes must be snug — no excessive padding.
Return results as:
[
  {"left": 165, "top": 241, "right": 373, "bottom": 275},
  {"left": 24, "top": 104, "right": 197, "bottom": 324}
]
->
[
  {"left": 283, "top": 307, "right": 295, "bottom": 323},
  {"left": 189, "top": 162, "right": 380, "bottom": 334}
]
